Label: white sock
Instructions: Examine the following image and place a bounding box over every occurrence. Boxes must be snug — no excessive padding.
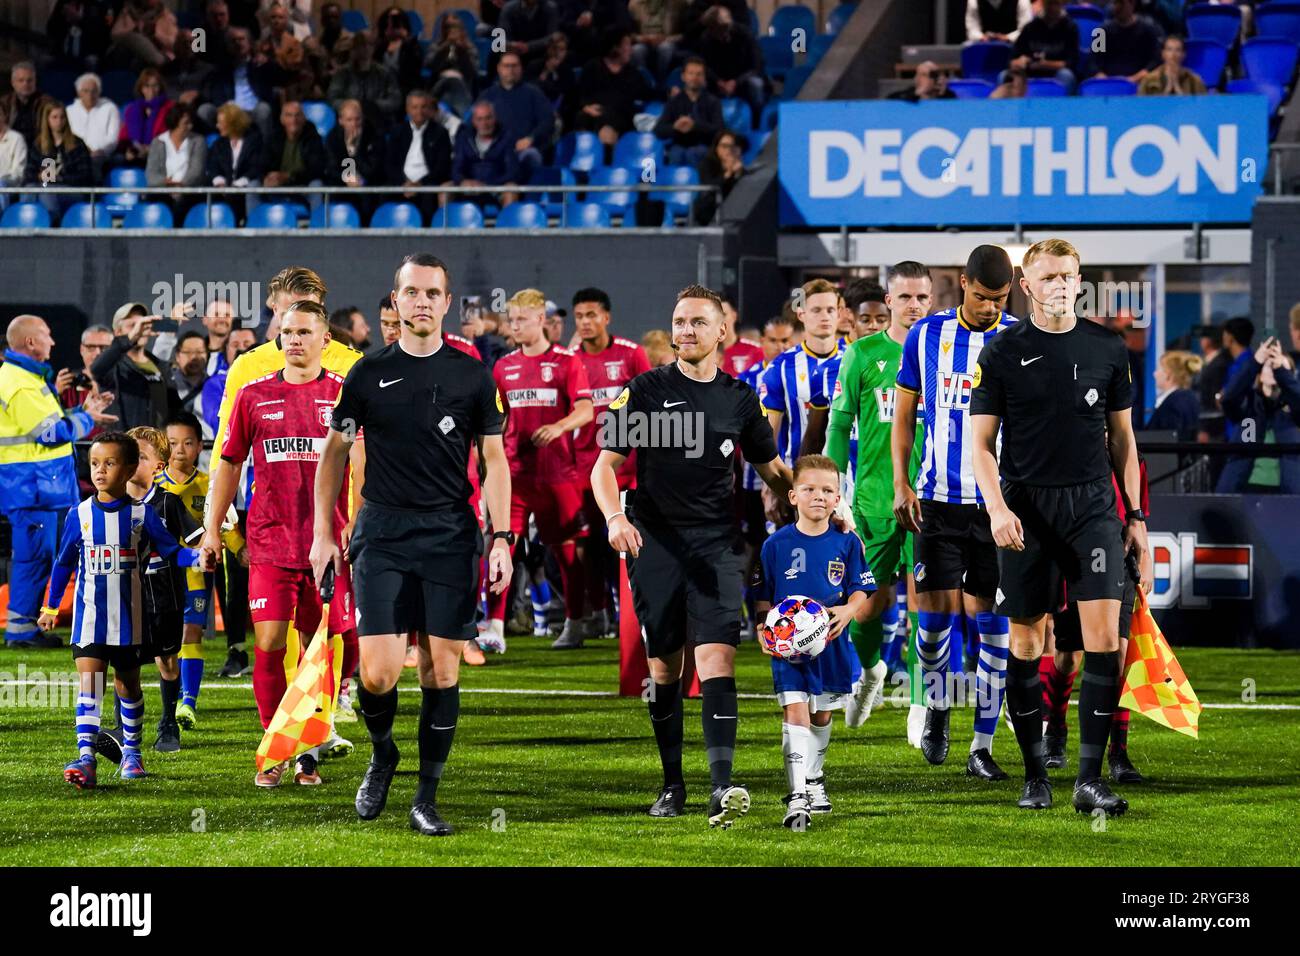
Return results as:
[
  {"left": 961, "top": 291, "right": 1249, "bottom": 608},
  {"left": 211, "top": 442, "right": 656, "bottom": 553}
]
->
[
  {"left": 807, "top": 720, "right": 831, "bottom": 779},
  {"left": 485, "top": 619, "right": 504, "bottom": 638},
  {"left": 782, "top": 722, "right": 810, "bottom": 795}
]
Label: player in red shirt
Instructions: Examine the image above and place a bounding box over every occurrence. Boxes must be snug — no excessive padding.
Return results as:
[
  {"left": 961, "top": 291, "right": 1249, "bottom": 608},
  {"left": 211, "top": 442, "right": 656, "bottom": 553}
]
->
[
  {"left": 720, "top": 299, "right": 763, "bottom": 376},
  {"left": 484, "top": 288, "right": 593, "bottom": 652},
  {"left": 201, "top": 300, "right": 362, "bottom": 788},
  {"left": 569, "top": 287, "right": 651, "bottom": 645}
]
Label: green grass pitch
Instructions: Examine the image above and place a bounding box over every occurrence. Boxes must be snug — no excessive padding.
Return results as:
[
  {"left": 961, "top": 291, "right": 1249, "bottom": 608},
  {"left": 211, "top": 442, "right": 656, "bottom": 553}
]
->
[{"left": 1, "top": 638, "right": 1297, "bottom": 866}]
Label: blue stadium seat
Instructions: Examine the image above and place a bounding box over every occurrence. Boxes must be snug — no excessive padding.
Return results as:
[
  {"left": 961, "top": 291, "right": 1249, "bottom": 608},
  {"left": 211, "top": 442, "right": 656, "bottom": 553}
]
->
[
  {"left": 440, "top": 8, "right": 480, "bottom": 37},
  {"left": 749, "top": 9, "right": 760, "bottom": 36},
  {"left": 182, "top": 202, "right": 237, "bottom": 229},
  {"left": 947, "top": 78, "right": 995, "bottom": 99},
  {"left": 1066, "top": 4, "right": 1105, "bottom": 50},
  {"left": 528, "top": 166, "right": 577, "bottom": 217},
  {"left": 431, "top": 202, "right": 485, "bottom": 227},
  {"left": 206, "top": 132, "right": 219, "bottom": 147},
  {"left": 475, "top": 37, "right": 492, "bottom": 75},
  {"left": 1186, "top": 3, "right": 1243, "bottom": 48},
  {"left": 586, "top": 166, "right": 636, "bottom": 212},
  {"left": 1226, "top": 78, "right": 1285, "bottom": 114},
  {"left": 807, "top": 33, "right": 835, "bottom": 65},
  {"left": 1079, "top": 77, "right": 1138, "bottom": 96},
  {"left": 1241, "top": 37, "right": 1299, "bottom": 88},
  {"left": 1256, "top": 2, "right": 1300, "bottom": 45},
  {"left": 662, "top": 67, "right": 683, "bottom": 95},
  {"left": 310, "top": 203, "right": 361, "bottom": 228},
  {"left": 340, "top": 11, "right": 368, "bottom": 32},
  {"left": 960, "top": 41, "right": 1012, "bottom": 83},
  {"left": 769, "top": 5, "right": 815, "bottom": 40},
  {"left": 1026, "top": 78, "right": 1068, "bottom": 97},
  {"left": 60, "top": 202, "right": 112, "bottom": 229},
  {"left": 301, "top": 100, "right": 336, "bottom": 136},
  {"left": 246, "top": 202, "right": 298, "bottom": 229},
  {"left": 370, "top": 201, "right": 423, "bottom": 229},
  {"left": 744, "top": 130, "right": 771, "bottom": 165},
  {"left": 42, "top": 68, "right": 77, "bottom": 103},
  {"left": 721, "top": 97, "right": 754, "bottom": 130},
  {"left": 759, "top": 100, "right": 780, "bottom": 131},
  {"left": 105, "top": 166, "right": 146, "bottom": 215},
  {"left": 783, "top": 64, "right": 814, "bottom": 98},
  {"left": 826, "top": 3, "right": 856, "bottom": 34},
  {"left": 1, "top": 202, "right": 51, "bottom": 228},
  {"left": 123, "top": 202, "right": 174, "bottom": 229},
  {"left": 494, "top": 201, "right": 547, "bottom": 228},
  {"left": 561, "top": 202, "right": 612, "bottom": 228},
  {"left": 407, "top": 10, "right": 425, "bottom": 39},
  {"left": 641, "top": 101, "right": 665, "bottom": 121},
  {"left": 1183, "top": 38, "right": 1229, "bottom": 88},
  {"left": 613, "top": 131, "right": 664, "bottom": 169},
  {"left": 651, "top": 165, "right": 699, "bottom": 216},
  {"left": 759, "top": 35, "right": 794, "bottom": 80},
  {"left": 100, "top": 70, "right": 135, "bottom": 108},
  {"left": 556, "top": 131, "right": 605, "bottom": 172}
]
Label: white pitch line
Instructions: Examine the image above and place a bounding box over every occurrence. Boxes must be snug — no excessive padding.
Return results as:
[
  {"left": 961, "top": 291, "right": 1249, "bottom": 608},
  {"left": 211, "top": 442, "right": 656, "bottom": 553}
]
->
[{"left": 0, "top": 680, "right": 1296, "bottom": 710}]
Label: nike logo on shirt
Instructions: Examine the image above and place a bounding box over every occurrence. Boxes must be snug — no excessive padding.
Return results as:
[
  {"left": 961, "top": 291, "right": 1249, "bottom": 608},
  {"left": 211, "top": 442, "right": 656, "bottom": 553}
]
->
[
  {"left": 1020, "top": 356, "right": 1044, "bottom": 366},
  {"left": 663, "top": 400, "right": 686, "bottom": 408},
  {"left": 379, "top": 378, "right": 404, "bottom": 388},
  {"left": 712, "top": 714, "right": 737, "bottom": 720}
]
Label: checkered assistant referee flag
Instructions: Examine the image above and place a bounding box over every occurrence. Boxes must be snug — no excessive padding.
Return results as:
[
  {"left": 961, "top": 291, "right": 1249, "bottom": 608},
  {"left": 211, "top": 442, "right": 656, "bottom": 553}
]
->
[
  {"left": 255, "top": 567, "right": 336, "bottom": 770},
  {"left": 1119, "top": 589, "right": 1202, "bottom": 739}
]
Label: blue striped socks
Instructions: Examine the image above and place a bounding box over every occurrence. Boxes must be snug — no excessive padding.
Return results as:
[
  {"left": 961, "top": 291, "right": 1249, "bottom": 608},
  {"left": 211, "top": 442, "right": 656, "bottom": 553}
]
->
[
  {"left": 75, "top": 688, "right": 102, "bottom": 759},
  {"left": 119, "top": 696, "right": 144, "bottom": 755},
  {"left": 971, "top": 611, "right": 1010, "bottom": 753},
  {"left": 916, "top": 611, "right": 954, "bottom": 708},
  {"left": 531, "top": 579, "right": 551, "bottom": 636}
]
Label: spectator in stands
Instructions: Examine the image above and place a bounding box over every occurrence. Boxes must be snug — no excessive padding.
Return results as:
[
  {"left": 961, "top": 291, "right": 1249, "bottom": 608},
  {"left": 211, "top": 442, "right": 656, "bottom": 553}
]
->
[
  {"left": 347, "top": 307, "right": 373, "bottom": 350},
  {"left": 46, "top": 1, "right": 111, "bottom": 69},
  {"left": 692, "top": 127, "right": 744, "bottom": 224},
  {"left": 630, "top": 0, "right": 687, "bottom": 82},
  {"left": 1137, "top": 34, "right": 1206, "bottom": 95},
  {"left": 1219, "top": 336, "right": 1300, "bottom": 493},
  {"left": 207, "top": 102, "right": 266, "bottom": 223},
  {"left": 386, "top": 90, "right": 453, "bottom": 219},
  {"left": 426, "top": 14, "right": 481, "bottom": 117},
  {"left": 1210, "top": 315, "right": 1255, "bottom": 468},
  {"left": 574, "top": 28, "right": 653, "bottom": 147},
  {"left": 325, "top": 98, "right": 386, "bottom": 189},
  {"left": 203, "top": 298, "right": 235, "bottom": 375},
  {"left": 1196, "top": 323, "right": 1229, "bottom": 417},
  {"left": 482, "top": 51, "right": 554, "bottom": 177},
  {"left": 965, "top": 0, "right": 1032, "bottom": 43},
  {"left": 1006, "top": 0, "right": 1079, "bottom": 92},
  {"left": 146, "top": 103, "right": 208, "bottom": 216},
  {"left": 163, "top": 27, "right": 217, "bottom": 106},
  {"left": 888, "top": 60, "right": 958, "bottom": 101},
  {"left": 329, "top": 30, "right": 404, "bottom": 130},
  {"left": 199, "top": 0, "right": 235, "bottom": 69},
  {"left": 482, "top": 0, "right": 507, "bottom": 33},
  {"left": 680, "top": 0, "right": 749, "bottom": 49},
  {"left": 452, "top": 100, "right": 522, "bottom": 207},
  {"left": 317, "top": 3, "right": 352, "bottom": 65},
  {"left": 171, "top": 331, "right": 211, "bottom": 416},
  {"left": 67, "top": 75, "right": 118, "bottom": 182},
  {"left": 121, "top": 68, "right": 173, "bottom": 165},
  {"left": 106, "top": 0, "right": 177, "bottom": 71},
  {"left": 0, "top": 102, "right": 27, "bottom": 213},
  {"left": 528, "top": 32, "right": 577, "bottom": 111},
  {"left": 1093, "top": 0, "right": 1164, "bottom": 84},
  {"left": 990, "top": 63, "right": 1027, "bottom": 98},
  {"left": 274, "top": 34, "right": 326, "bottom": 103},
  {"left": 653, "top": 56, "right": 721, "bottom": 166},
  {"left": 260, "top": 98, "right": 328, "bottom": 211},
  {"left": 259, "top": 0, "right": 314, "bottom": 40},
  {"left": 58, "top": 324, "right": 114, "bottom": 423},
  {"left": 499, "top": 0, "right": 561, "bottom": 70},
  {"left": 1146, "top": 350, "right": 1203, "bottom": 439},
  {"left": 642, "top": 328, "right": 674, "bottom": 366},
  {"left": 561, "top": 0, "right": 636, "bottom": 64},
  {"left": 689, "top": 4, "right": 765, "bottom": 114},
  {"left": 93, "top": 303, "right": 181, "bottom": 430},
  {"left": 1, "top": 63, "right": 56, "bottom": 146},
  {"left": 373, "top": 6, "right": 424, "bottom": 93},
  {"left": 24, "top": 101, "right": 92, "bottom": 220},
  {"left": 257, "top": 1, "right": 297, "bottom": 58},
  {"left": 199, "top": 27, "right": 274, "bottom": 137},
  {"left": 1290, "top": 304, "right": 1300, "bottom": 359}
]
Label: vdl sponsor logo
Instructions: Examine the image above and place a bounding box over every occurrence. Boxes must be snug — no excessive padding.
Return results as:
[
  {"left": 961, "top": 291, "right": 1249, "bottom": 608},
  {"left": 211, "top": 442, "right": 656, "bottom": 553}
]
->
[
  {"left": 50, "top": 886, "right": 152, "bottom": 936},
  {"left": 808, "top": 123, "right": 1243, "bottom": 200},
  {"left": 1148, "top": 532, "right": 1252, "bottom": 609}
]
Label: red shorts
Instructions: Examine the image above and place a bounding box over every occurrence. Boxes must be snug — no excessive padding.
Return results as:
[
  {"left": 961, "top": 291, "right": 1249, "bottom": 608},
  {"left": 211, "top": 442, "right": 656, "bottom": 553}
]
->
[
  {"left": 248, "top": 563, "right": 355, "bottom": 635},
  {"left": 509, "top": 479, "right": 586, "bottom": 544}
]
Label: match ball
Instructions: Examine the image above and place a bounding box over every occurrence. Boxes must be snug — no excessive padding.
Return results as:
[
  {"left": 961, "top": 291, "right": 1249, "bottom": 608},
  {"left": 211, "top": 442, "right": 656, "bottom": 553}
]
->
[{"left": 758, "top": 597, "right": 830, "bottom": 660}]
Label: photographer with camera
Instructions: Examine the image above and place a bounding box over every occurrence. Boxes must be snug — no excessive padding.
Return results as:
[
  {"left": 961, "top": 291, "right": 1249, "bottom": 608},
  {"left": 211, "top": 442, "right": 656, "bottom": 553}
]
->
[
  {"left": 90, "top": 303, "right": 181, "bottom": 431},
  {"left": 56, "top": 324, "right": 114, "bottom": 499}
]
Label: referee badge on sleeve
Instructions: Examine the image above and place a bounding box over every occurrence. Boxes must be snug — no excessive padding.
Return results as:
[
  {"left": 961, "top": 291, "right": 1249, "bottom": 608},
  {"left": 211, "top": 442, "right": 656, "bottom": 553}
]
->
[
  {"left": 495, "top": 389, "right": 504, "bottom": 412},
  {"left": 609, "top": 387, "right": 630, "bottom": 411},
  {"left": 972, "top": 363, "right": 982, "bottom": 389}
]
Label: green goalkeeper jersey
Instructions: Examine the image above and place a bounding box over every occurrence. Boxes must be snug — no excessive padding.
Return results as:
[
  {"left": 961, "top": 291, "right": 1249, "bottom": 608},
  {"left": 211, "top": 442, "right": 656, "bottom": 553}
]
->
[{"left": 826, "top": 330, "right": 923, "bottom": 519}]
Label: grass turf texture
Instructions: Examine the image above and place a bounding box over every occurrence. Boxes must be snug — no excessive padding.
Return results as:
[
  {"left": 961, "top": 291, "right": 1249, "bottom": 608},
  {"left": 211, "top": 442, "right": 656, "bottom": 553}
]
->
[{"left": 1, "top": 639, "right": 1297, "bottom": 866}]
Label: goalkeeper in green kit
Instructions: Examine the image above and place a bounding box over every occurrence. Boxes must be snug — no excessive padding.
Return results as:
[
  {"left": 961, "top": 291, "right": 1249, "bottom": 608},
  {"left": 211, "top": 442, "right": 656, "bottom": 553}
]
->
[{"left": 824, "top": 263, "right": 930, "bottom": 739}]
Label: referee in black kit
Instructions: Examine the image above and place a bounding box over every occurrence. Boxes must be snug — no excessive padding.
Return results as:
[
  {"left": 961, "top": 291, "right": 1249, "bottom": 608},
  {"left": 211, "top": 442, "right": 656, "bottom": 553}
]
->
[
  {"left": 970, "top": 239, "right": 1150, "bottom": 816},
  {"left": 591, "top": 284, "right": 793, "bottom": 828},
  {"left": 311, "top": 253, "right": 514, "bottom": 837}
]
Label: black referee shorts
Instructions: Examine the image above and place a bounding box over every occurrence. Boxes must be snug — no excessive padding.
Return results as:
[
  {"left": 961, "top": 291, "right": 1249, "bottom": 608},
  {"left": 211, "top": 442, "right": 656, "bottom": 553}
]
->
[
  {"left": 1052, "top": 572, "right": 1138, "bottom": 652},
  {"left": 349, "top": 503, "right": 483, "bottom": 640},
  {"left": 913, "top": 499, "right": 998, "bottom": 600},
  {"left": 142, "top": 608, "right": 183, "bottom": 659},
  {"left": 626, "top": 521, "right": 745, "bottom": 659},
  {"left": 995, "top": 478, "right": 1127, "bottom": 619}
]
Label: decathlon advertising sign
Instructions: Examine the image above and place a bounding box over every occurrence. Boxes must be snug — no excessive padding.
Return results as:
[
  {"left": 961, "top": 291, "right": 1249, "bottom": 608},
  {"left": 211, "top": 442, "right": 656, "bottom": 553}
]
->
[{"left": 777, "top": 97, "right": 1268, "bottom": 227}]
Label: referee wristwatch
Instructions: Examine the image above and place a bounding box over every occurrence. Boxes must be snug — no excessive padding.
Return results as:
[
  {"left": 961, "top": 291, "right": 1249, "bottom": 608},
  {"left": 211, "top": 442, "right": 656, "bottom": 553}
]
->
[
  {"left": 492, "top": 530, "right": 516, "bottom": 546},
  {"left": 1125, "top": 508, "right": 1147, "bottom": 524}
]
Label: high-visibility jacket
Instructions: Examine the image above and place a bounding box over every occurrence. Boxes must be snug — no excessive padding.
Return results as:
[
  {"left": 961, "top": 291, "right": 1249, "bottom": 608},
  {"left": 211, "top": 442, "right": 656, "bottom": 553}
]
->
[{"left": 0, "top": 349, "right": 95, "bottom": 512}]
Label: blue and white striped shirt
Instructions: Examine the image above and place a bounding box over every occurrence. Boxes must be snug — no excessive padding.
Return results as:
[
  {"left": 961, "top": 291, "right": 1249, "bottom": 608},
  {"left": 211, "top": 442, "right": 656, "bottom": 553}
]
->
[
  {"left": 47, "top": 496, "right": 201, "bottom": 647},
  {"left": 737, "top": 359, "right": 767, "bottom": 491},
  {"left": 761, "top": 339, "right": 847, "bottom": 466},
  {"left": 896, "top": 307, "right": 1016, "bottom": 505}
]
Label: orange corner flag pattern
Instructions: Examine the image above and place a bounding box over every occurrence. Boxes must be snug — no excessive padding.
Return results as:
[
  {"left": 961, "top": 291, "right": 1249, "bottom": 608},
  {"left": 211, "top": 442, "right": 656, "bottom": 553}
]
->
[
  {"left": 255, "top": 610, "right": 334, "bottom": 771},
  {"left": 1119, "top": 590, "right": 1202, "bottom": 739}
]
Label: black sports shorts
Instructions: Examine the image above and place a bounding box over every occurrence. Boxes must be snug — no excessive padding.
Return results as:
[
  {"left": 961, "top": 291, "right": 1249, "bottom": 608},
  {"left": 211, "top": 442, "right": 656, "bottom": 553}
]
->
[
  {"left": 913, "top": 499, "right": 998, "bottom": 599},
  {"left": 626, "top": 520, "right": 745, "bottom": 659},
  {"left": 1052, "top": 569, "right": 1138, "bottom": 652},
  {"left": 739, "top": 489, "right": 769, "bottom": 547},
  {"left": 72, "top": 642, "right": 143, "bottom": 670},
  {"left": 142, "top": 609, "right": 183, "bottom": 659},
  {"left": 349, "top": 503, "right": 482, "bottom": 640},
  {"left": 995, "top": 477, "right": 1126, "bottom": 619}
]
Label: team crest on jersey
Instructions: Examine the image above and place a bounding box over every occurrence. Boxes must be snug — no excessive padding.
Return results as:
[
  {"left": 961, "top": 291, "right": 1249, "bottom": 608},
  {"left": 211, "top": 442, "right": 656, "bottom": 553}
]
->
[
  {"left": 604, "top": 361, "right": 624, "bottom": 379},
  {"left": 318, "top": 405, "right": 332, "bottom": 428},
  {"left": 914, "top": 562, "right": 927, "bottom": 582},
  {"left": 194, "top": 597, "right": 206, "bottom": 613},
  {"left": 827, "top": 559, "right": 845, "bottom": 587},
  {"left": 541, "top": 365, "right": 554, "bottom": 383},
  {"left": 609, "top": 387, "right": 630, "bottom": 410}
]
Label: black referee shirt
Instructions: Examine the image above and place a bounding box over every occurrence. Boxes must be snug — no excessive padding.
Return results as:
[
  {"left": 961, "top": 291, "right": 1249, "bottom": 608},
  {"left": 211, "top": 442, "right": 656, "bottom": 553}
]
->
[
  {"left": 605, "top": 362, "right": 777, "bottom": 529},
  {"left": 332, "top": 342, "right": 505, "bottom": 511},
  {"left": 970, "top": 318, "right": 1132, "bottom": 486}
]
